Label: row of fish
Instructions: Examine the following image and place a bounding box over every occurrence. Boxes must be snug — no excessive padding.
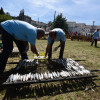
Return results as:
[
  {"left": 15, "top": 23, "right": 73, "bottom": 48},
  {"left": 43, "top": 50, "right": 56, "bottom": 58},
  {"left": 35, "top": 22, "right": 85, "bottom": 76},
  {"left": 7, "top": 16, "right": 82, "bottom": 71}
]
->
[
  {"left": 56, "top": 58, "right": 89, "bottom": 72},
  {"left": 15, "top": 59, "right": 39, "bottom": 70},
  {"left": 8, "top": 69, "right": 90, "bottom": 82},
  {"left": 20, "top": 59, "right": 39, "bottom": 66}
]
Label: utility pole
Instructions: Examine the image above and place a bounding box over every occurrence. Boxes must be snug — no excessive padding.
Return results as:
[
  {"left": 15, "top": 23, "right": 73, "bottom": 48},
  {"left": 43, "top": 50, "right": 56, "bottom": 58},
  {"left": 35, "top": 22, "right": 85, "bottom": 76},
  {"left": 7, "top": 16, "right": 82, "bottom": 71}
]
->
[
  {"left": 38, "top": 17, "right": 39, "bottom": 28},
  {"left": 91, "top": 21, "right": 95, "bottom": 33},
  {"left": 54, "top": 11, "right": 56, "bottom": 21},
  {"left": 93, "top": 21, "right": 95, "bottom": 26}
]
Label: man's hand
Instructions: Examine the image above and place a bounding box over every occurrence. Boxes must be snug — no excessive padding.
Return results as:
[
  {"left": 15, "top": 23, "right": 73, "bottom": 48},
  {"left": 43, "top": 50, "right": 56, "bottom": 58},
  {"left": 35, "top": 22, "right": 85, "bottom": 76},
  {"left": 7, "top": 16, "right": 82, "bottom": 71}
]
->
[
  {"left": 37, "top": 53, "right": 39, "bottom": 56},
  {"left": 45, "top": 44, "right": 50, "bottom": 57},
  {"left": 31, "top": 44, "right": 39, "bottom": 56},
  {"left": 53, "top": 46, "right": 59, "bottom": 52}
]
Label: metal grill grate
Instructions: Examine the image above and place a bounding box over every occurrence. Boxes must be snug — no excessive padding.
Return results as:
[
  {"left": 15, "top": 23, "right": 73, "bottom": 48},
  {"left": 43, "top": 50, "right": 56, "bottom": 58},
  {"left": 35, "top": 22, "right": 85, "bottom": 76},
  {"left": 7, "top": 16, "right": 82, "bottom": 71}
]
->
[{"left": 3, "top": 58, "right": 98, "bottom": 86}]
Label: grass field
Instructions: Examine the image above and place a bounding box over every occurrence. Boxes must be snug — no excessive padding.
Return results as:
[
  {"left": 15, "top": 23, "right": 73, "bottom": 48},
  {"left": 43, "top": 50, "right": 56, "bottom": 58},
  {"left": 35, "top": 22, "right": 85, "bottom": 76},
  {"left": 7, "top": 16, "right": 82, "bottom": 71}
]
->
[{"left": 0, "top": 39, "right": 100, "bottom": 100}]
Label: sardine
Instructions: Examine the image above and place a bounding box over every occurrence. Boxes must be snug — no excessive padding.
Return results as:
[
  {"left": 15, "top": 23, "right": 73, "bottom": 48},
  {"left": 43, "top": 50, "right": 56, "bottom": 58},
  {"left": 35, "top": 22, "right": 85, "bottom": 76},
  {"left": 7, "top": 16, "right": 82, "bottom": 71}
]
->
[
  {"left": 35, "top": 73, "right": 39, "bottom": 80},
  {"left": 56, "top": 72, "right": 60, "bottom": 77},
  {"left": 43, "top": 72, "right": 48, "bottom": 79},
  {"left": 9, "top": 74, "right": 14, "bottom": 82},
  {"left": 40, "top": 73, "right": 44, "bottom": 80}
]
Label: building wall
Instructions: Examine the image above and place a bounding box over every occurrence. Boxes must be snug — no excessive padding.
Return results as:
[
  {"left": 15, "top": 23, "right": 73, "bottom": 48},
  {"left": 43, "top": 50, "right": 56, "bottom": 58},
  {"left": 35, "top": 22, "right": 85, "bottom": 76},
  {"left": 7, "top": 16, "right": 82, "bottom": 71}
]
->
[{"left": 67, "top": 21, "right": 100, "bottom": 35}]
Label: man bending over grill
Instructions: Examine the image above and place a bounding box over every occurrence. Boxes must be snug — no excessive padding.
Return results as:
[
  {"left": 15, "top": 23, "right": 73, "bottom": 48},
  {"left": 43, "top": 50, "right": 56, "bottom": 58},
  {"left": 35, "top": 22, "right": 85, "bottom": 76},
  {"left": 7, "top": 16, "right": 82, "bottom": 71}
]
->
[
  {"left": 45, "top": 28, "right": 66, "bottom": 59},
  {"left": 0, "top": 20, "right": 45, "bottom": 73}
]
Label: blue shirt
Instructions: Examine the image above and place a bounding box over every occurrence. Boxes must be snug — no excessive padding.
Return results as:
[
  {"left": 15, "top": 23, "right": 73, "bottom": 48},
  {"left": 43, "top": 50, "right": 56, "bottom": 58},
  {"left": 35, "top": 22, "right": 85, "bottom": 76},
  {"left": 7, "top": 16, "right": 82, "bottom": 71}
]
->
[
  {"left": 48, "top": 28, "right": 66, "bottom": 44},
  {"left": 1, "top": 20, "right": 37, "bottom": 45},
  {"left": 93, "top": 31, "right": 99, "bottom": 39}
]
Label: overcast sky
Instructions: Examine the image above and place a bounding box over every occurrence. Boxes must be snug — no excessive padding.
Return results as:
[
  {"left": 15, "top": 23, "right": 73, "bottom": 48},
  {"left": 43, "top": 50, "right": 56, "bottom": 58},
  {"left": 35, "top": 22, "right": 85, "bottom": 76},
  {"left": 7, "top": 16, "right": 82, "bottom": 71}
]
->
[{"left": 0, "top": 0, "right": 100, "bottom": 25}]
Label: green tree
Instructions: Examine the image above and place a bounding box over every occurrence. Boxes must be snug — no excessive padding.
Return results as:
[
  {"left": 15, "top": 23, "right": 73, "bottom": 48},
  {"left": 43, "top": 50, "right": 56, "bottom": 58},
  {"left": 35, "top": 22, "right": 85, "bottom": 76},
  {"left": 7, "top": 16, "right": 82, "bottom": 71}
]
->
[
  {"left": 52, "top": 13, "right": 68, "bottom": 34},
  {"left": 0, "top": 7, "right": 12, "bottom": 22},
  {"left": 0, "top": 15, "right": 12, "bottom": 22},
  {"left": 0, "top": 14, "right": 12, "bottom": 22},
  {"left": 48, "top": 21, "right": 53, "bottom": 29},
  {"left": 0, "top": 7, "right": 5, "bottom": 15},
  {"left": 5, "top": 12, "right": 10, "bottom": 16}
]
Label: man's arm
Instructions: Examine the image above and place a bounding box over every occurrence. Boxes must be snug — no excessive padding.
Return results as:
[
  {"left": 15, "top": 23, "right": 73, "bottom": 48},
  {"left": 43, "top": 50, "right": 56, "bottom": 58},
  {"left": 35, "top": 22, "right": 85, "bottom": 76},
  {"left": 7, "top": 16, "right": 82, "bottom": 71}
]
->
[
  {"left": 45, "top": 44, "right": 50, "bottom": 57},
  {"left": 30, "top": 44, "right": 39, "bottom": 56},
  {"left": 53, "top": 41, "right": 65, "bottom": 51},
  {"left": 58, "top": 41, "right": 65, "bottom": 47}
]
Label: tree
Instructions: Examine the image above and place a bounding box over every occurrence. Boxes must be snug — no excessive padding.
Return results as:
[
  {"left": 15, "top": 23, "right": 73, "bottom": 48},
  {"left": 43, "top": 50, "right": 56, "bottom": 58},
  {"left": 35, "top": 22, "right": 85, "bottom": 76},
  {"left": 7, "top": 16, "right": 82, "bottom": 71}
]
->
[
  {"left": 52, "top": 13, "right": 68, "bottom": 34},
  {"left": 0, "top": 7, "right": 12, "bottom": 22},
  {"left": 5, "top": 12, "right": 10, "bottom": 16},
  {"left": 0, "top": 14, "right": 12, "bottom": 22},
  {"left": 48, "top": 21, "right": 53, "bottom": 29},
  {"left": 0, "top": 7, "right": 5, "bottom": 15}
]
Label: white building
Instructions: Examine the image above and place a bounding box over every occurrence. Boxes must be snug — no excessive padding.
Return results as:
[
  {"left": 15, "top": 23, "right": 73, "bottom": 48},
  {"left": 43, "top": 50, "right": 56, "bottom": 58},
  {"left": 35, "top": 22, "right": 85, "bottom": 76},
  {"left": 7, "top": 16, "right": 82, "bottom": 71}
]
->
[{"left": 67, "top": 21, "right": 99, "bottom": 35}]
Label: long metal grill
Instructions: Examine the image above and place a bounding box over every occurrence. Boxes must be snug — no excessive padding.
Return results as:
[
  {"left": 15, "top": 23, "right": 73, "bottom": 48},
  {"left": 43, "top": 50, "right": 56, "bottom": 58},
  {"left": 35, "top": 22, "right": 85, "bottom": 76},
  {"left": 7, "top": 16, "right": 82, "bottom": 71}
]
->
[{"left": 3, "top": 58, "right": 97, "bottom": 86}]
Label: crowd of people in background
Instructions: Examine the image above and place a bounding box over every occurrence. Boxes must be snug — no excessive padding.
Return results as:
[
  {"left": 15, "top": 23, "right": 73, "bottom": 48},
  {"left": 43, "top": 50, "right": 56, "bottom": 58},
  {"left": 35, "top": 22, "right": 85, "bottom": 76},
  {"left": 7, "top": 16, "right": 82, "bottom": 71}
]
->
[
  {"left": 66, "top": 31, "right": 100, "bottom": 42},
  {"left": 65, "top": 29, "right": 100, "bottom": 48}
]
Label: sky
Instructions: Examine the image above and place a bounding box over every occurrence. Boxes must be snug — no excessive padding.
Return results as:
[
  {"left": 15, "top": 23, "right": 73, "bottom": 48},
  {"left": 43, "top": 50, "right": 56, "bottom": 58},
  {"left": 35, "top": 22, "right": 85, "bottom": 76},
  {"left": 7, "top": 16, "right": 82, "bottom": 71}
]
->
[{"left": 0, "top": 0, "right": 100, "bottom": 25}]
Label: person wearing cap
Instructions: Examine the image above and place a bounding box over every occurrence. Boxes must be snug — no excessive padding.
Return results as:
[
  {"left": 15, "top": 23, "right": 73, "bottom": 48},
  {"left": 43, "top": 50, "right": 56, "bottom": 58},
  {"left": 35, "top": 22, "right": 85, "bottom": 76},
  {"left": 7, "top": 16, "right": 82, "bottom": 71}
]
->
[
  {"left": 0, "top": 20, "right": 45, "bottom": 73},
  {"left": 91, "top": 29, "right": 100, "bottom": 47},
  {"left": 45, "top": 28, "right": 66, "bottom": 59}
]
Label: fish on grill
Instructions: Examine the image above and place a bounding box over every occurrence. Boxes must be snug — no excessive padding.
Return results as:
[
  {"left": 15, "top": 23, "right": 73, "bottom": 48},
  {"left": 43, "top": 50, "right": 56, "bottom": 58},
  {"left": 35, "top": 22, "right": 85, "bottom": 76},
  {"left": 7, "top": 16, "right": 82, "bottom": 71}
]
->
[
  {"left": 60, "top": 71, "right": 70, "bottom": 77},
  {"left": 43, "top": 72, "right": 48, "bottom": 79}
]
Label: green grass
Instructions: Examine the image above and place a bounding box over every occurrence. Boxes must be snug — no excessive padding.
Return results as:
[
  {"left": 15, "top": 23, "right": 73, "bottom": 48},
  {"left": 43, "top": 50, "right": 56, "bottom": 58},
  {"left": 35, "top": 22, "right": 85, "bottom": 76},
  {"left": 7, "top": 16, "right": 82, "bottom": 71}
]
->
[{"left": 0, "top": 39, "right": 100, "bottom": 100}]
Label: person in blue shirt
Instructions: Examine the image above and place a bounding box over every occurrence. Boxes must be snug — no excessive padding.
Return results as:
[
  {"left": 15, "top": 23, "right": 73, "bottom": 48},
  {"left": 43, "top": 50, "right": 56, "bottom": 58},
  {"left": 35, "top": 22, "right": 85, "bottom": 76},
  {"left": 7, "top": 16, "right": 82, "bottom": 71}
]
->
[
  {"left": 91, "top": 29, "right": 100, "bottom": 47},
  {"left": 45, "top": 28, "right": 66, "bottom": 59},
  {"left": 0, "top": 20, "right": 45, "bottom": 73}
]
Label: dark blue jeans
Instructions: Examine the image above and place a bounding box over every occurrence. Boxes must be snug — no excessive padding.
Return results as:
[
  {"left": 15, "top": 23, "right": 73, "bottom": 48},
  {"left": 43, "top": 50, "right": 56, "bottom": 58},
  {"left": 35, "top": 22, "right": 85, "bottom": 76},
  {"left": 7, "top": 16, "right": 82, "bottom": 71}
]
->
[
  {"left": 0, "top": 25, "right": 29, "bottom": 73},
  {"left": 48, "top": 40, "right": 65, "bottom": 59},
  {"left": 91, "top": 39, "right": 97, "bottom": 47}
]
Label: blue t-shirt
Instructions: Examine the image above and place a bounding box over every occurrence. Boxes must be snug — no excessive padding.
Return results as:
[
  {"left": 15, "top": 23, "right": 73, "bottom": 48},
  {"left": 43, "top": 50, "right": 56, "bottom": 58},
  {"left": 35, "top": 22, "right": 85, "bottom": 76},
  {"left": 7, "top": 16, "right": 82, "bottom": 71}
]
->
[
  {"left": 1, "top": 20, "right": 37, "bottom": 45},
  {"left": 93, "top": 31, "right": 99, "bottom": 39},
  {"left": 48, "top": 28, "right": 66, "bottom": 44}
]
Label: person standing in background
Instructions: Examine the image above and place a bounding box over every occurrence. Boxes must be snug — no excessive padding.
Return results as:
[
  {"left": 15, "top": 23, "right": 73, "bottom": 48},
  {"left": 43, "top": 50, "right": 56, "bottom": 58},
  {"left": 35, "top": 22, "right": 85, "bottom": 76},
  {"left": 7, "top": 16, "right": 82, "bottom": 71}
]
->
[{"left": 91, "top": 29, "right": 100, "bottom": 47}]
